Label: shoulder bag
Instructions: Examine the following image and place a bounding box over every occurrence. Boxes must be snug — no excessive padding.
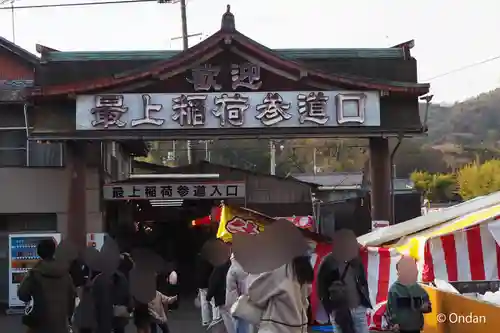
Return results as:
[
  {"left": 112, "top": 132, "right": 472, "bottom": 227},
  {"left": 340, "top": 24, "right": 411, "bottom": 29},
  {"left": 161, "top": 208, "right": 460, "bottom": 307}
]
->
[{"left": 22, "top": 270, "right": 41, "bottom": 328}]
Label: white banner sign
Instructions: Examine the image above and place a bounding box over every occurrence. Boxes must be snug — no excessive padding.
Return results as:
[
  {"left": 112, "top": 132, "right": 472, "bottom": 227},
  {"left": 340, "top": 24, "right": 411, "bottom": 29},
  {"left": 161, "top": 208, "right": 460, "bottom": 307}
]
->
[
  {"left": 103, "top": 182, "right": 245, "bottom": 200},
  {"left": 76, "top": 91, "right": 381, "bottom": 130}
]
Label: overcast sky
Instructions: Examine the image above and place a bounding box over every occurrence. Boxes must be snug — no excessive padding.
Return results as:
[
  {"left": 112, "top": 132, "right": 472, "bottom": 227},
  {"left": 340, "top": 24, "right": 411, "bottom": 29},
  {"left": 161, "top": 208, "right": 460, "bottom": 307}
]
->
[{"left": 0, "top": 0, "right": 499, "bottom": 103}]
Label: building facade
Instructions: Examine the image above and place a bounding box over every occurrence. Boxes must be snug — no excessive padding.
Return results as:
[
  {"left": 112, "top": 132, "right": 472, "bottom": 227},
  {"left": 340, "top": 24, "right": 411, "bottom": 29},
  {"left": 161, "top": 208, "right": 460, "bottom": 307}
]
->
[
  {"left": 25, "top": 6, "right": 429, "bottom": 248},
  {"left": 0, "top": 38, "right": 138, "bottom": 304}
]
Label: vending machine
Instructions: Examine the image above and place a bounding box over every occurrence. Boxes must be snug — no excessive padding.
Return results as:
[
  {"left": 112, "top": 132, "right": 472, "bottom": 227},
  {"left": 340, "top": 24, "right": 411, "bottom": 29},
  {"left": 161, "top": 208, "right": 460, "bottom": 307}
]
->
[
  {"left": 86, "top": 232, "right": 107, "bottom": 251},
  {"left": 8, "top": 233, "right": 61, "bottom": 308}
]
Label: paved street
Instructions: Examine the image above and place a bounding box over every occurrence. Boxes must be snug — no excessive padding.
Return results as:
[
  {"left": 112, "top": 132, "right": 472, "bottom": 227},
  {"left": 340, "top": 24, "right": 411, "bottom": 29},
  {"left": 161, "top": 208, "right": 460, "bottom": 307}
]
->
[
  {"left": 1, "top": 300, "right": 339, "bottom": 333},
  {"left": 1, "top": 300, "right": 205, "bottom": 333}
]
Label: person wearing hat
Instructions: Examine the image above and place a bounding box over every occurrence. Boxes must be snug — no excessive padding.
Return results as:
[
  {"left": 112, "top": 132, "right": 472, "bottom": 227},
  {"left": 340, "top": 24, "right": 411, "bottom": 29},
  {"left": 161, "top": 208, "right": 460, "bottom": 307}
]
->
[{"left": 316, "top": 229, "right": 372, "bottom": 333}]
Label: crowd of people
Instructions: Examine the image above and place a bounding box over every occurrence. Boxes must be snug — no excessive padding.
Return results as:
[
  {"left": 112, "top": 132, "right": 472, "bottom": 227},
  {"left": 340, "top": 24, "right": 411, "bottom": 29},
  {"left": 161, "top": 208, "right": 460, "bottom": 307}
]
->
[
  {"left": 17, "top": 228, "right": 432, "bottom": 333},
  {"left": 194, "top": 228, "right": 432, "bottom": 333},
  {"left": 17, "top": 239, "right": 179, "bottom": 333}
]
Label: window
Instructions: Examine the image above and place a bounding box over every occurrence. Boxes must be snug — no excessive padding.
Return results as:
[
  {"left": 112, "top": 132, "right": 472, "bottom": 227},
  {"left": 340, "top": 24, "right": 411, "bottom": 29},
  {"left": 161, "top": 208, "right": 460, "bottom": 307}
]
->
[
  {"left": 0, "top": 213, "right": 58, "bottom": 232},
  {"left": 28, "top": 141, "right": 64, "bottom": 167},
  {"left": 0, "top": 129, "right": 27, "bottom": 166},
  {"left": 102, "top": 142, "right": 125, "bottom": 180},
  {"left": 336, "top": 93, "right": 366, "bottom": 124},
  {"left": 0, "top": 108, "right": 64, "bottom": 167}
]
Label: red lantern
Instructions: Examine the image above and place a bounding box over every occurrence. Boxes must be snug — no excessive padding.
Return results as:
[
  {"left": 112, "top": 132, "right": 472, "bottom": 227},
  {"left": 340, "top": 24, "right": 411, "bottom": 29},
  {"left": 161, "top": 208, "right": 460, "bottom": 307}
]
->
[{"left": 192, "top": 206, "right": 222, "bottom": 227}]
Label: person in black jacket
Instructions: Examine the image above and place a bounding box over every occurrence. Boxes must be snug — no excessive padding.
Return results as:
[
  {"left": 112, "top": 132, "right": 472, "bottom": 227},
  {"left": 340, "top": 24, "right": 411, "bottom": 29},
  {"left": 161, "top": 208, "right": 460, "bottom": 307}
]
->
[
  {"left": 316, "top": 229, "right": 371, "bottom": 333},
  {"left": 206, "top": 259, "right": 233, "bottom": 332}
]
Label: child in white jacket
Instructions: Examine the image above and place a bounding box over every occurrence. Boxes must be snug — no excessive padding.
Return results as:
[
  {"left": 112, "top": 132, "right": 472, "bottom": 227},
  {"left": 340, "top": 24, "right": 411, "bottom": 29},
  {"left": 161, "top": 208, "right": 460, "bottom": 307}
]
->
[{"left": 226, "top": 254, "right": 257, "bottom": 333}]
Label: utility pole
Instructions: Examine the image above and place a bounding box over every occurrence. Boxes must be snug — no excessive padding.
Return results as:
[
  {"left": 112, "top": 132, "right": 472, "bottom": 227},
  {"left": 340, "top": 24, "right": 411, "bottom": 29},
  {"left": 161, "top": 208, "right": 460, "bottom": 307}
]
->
[
  {"left": 169, "top": 32, "right": 201, "bottom": 166},
  {"left": 179, "top": 0, "right": 188, "bottom": 50},
  {"left": 164, "top": 0, "right": 202, "bottom": 164},
  {"left": 179, "top": 0, "right": 192, "bottom": 164},
  {"left": 1, "top": 0, "right": 16, "bottom": 42}
]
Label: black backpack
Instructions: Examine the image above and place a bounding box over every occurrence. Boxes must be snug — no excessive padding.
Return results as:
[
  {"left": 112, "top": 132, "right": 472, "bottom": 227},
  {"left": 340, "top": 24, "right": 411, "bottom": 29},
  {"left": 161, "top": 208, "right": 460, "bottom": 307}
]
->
[{"left": 327, "top": 262, "right": 351, "bottom": 308}]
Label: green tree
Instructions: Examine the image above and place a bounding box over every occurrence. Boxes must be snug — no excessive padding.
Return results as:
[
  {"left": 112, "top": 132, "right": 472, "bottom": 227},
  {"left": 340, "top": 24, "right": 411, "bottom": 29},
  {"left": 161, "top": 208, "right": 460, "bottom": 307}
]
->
[
  {"left": 410, "top": 171, "right": 456, "bottom": 202},
  {"left": 457, "top": 159, "right": 500, "bottom": 200}
]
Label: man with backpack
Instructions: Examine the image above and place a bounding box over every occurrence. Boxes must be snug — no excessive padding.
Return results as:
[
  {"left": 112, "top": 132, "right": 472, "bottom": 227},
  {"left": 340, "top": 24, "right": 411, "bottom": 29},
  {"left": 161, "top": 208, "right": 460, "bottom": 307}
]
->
[
  {"left": 316, "top": 229, "right": 372, "bottom": 333},
  {"left": 18, "top": 239, "right": 75, "bottom": 333}
]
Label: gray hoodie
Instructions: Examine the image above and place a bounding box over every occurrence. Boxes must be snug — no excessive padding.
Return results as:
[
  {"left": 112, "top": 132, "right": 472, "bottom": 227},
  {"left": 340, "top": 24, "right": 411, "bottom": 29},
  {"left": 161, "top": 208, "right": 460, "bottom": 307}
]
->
[
  {"left": 248, "top": 264, "right": 311, "bottom": 333},
  {"left": 18, "top": 259, "right": 75, "bottom": 333}
]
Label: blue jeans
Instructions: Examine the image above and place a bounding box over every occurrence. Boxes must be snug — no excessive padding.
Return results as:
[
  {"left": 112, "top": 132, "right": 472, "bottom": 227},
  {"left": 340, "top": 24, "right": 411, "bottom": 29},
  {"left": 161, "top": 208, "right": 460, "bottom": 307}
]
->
[
  {"left": 235, "top": 318, "right": 247, "bottom": 333},
  {"left": 330, "top": 306, "right": 369, "bottom": 333}
]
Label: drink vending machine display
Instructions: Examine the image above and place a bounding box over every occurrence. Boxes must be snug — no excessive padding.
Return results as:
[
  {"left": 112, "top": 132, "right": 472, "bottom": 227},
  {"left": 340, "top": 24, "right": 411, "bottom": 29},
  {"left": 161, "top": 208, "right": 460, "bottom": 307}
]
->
[
  {"left": 8, "top": 233, "right": 61, "bottom": 308},
  {"left": 86, "top": 233, "right": 107, "bottom": 251}
]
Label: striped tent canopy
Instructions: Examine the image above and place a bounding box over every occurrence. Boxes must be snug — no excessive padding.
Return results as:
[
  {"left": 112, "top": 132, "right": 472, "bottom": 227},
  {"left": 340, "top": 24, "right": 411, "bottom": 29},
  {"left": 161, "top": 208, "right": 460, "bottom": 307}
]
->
[
  {"left": 312, "top": 197, "right": 500, "bottom": 330},
  {"left": 358, "top": 191, "right": 500, "bottom": 247},
  {"left": 356, "top": 202, "right": 500, "bottom": 330}
]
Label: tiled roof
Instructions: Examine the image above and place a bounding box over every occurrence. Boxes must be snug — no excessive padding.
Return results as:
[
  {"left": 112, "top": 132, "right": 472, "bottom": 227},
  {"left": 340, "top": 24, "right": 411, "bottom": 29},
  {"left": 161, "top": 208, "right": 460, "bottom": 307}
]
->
[
  {"left": 0, "top": 36, "right": 39, "bottom": 64},
  {"left": 43, "top": 48, "right": 407, "bottom": 62},
  {"left": 293, "top": 172, "right": 414, "bottom": 191},
  {"left": 31, "top": 8, "right": 428, "bottom": 97}
]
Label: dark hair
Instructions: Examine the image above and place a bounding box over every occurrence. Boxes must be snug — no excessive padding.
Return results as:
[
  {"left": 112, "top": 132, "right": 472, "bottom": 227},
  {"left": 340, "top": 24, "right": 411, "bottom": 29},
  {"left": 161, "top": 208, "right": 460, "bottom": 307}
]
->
[
  {"left": 292, "top": 255, "right": 314, "bottom": 285},
  {"left": 118, "top": 253, "right": 134, "bottom": 274},
  {"left": 37, "top": 239, "right": 56, "bottom": 260}
]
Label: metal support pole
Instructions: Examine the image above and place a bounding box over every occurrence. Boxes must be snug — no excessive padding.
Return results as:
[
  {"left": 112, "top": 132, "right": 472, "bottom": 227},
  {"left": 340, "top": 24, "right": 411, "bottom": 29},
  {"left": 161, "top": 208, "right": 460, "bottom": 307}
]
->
[
  {"left": 270, "top": 140, "right": 276, "bottom": 175},
  {"left": 313, "top": 147, "right": 317, "bottom": 174},
  {"left": 205, "top": 140, "right": 209, "bottom": 161},
  {"left": 389, "top": 136, "right": 403, "bottom": 224}
]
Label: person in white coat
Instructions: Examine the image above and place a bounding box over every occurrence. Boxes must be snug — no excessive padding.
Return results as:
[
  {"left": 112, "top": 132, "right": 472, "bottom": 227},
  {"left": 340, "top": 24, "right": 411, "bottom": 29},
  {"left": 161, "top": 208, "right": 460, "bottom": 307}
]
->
[
  {"left": 247, "top": 256, "right": 314, "bottom": 333},
  {"left": 226, "top": 254, "right": 256, "bottom": 333}
]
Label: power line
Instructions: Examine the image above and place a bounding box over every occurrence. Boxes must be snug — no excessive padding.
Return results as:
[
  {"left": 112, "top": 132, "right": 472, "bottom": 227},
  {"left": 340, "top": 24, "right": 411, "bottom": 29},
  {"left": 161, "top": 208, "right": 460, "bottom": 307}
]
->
[
  {"left": 424, "top": 54, "right": 500, "bottom": 81},
  {"left": 0, "top": 0, "right": 156, "bottom": 10},
  {"left": 7, "top": 1, "right": 498, "bottom": 86}
]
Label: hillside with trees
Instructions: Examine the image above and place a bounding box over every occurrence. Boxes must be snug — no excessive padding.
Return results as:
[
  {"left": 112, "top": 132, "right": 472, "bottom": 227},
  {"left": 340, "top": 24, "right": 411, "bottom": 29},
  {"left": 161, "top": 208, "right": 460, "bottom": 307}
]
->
[
  {"left": 139, "top": 88, "right": 500, "bottom": 182},
  {"left": 394, "top": 88, "right": 500, "bottom": 176}
]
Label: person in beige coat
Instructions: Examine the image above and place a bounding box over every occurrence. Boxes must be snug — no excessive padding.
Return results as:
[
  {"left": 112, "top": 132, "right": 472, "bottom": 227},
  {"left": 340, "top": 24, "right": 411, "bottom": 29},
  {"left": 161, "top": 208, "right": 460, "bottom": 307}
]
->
[{"left": 247, "top": 256, "right": 314, "bottom": 333}]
